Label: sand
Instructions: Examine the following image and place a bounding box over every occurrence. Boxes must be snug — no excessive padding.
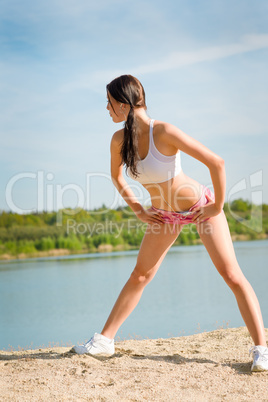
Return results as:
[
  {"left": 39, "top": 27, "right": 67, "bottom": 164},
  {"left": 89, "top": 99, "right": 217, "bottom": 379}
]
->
[{"left": 0, "top": 327, "right": 267, "bottom": 401}]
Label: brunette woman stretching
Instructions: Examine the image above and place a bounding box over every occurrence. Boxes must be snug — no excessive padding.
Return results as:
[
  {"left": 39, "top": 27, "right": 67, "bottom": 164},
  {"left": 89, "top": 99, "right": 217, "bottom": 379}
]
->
[{"left": 72, "top": 75, "right": 267, "bottom": 372}]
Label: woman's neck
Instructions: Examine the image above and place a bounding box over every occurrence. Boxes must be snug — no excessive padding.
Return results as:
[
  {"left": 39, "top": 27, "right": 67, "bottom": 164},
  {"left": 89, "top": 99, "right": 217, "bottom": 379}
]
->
[{"left": 133, "top": 108, "right": 151, "bottom": 134}]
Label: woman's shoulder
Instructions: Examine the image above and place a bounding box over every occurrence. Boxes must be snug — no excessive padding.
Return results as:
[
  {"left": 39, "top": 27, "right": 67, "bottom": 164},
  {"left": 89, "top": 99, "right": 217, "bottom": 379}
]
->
[
  {"left": 111, "top": 128, "right": 124, "bottom": 145},
  {"left": 153, "top": 120, "right": 180, "bottom": 139}
]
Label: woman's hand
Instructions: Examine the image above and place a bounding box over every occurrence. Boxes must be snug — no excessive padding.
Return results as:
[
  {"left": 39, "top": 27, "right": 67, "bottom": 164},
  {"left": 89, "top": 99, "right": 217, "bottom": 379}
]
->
[
  {"left": 191, "top": 194, "right": 222, "bottom": 224},
  {"left": 136, "top": 207, "right": 165, "bottom": 224}
]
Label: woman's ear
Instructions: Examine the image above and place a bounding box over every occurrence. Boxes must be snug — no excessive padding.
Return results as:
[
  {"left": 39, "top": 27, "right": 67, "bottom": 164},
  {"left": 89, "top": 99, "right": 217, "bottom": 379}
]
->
[{"left": 119, "top": 103, "right": 127, "bottom": 119}]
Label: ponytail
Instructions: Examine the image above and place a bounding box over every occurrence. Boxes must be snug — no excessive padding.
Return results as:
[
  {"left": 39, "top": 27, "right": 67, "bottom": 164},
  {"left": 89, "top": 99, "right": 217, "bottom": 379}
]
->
[
  {"left": 106, "top": 75, "right": 146, "bottom": 178},
  {"left": 121, "top": 106, "right": 140, "bottom": 177}
]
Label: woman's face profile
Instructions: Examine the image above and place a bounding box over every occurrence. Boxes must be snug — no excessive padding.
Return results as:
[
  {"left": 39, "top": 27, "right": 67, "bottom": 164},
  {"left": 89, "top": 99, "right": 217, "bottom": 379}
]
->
[{"left": 106, "top": 92, "right": 127, "bottom": 123}]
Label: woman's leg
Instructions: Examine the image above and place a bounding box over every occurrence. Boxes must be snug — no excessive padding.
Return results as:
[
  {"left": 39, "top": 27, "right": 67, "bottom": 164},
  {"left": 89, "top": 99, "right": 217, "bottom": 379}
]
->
[
  {"left": 196, "top": 212, "right": 267, "bottom": 346},
  {"left": 101, "top": 223, "right": 181, "bottom": 339}
]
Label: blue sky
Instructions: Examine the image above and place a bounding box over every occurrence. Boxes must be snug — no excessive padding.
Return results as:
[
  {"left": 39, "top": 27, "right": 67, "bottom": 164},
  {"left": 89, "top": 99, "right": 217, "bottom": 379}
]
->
[{"left": 1, "top": 0, "right": 268, "bottom": 214}]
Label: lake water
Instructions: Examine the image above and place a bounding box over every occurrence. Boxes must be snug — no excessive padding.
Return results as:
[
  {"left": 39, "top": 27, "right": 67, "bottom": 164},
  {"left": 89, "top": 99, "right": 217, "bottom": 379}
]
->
[{"left": 0, "top": 240, "right": 267, "bottom": 350}]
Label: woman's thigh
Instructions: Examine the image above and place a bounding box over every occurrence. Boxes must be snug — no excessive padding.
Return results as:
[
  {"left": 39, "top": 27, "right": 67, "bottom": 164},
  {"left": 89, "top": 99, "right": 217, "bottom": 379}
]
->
[
  {"left": 196, "top": 211, "right": 241, "bottom": 276},
  {"left": 134, "top": 222, "right": 181, "bottom": 277}
]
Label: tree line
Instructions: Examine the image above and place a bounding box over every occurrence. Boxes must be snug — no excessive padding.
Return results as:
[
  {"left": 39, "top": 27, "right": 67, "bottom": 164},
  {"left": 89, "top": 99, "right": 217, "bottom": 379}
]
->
[{"left": 0, "top": 199, "right": 267, "bottom": 259}]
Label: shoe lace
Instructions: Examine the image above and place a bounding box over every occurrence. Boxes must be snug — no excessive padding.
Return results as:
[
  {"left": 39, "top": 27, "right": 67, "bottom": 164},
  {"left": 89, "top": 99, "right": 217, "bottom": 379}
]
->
[
  {"left": 84, "top": 337, "right": 94, "bottom": 347},
  {"left": 249, "top": 346, "right": 268, "bottom": 360}
]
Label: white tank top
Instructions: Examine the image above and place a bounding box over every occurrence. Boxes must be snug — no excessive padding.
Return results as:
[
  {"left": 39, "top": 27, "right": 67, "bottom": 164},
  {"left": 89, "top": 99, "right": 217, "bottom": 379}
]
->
[{"left": 127, "top": 119, "right": 182, "bottom": 184}]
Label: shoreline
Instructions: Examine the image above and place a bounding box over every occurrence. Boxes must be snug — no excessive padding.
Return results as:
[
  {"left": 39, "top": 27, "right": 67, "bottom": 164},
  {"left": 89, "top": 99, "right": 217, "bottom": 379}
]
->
[
  {"left": 0, "top": 235, "right": 267, "bottom": 262},
  {"left": 0, "top": 327, "right": 267, "bottom": 401}
]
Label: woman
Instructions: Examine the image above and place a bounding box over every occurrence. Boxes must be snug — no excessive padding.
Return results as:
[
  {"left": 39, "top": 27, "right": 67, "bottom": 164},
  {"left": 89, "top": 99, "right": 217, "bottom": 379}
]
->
[{"left": 73, "top": 75, "right": 267, "bottom": 371}]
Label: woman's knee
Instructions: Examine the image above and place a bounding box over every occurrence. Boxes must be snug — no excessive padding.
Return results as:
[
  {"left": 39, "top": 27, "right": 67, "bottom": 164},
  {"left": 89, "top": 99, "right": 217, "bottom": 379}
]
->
[
  {"left": 218, "top": 264, "right": 245, "bottom": 289},
  {"left": 129, "top": 264, "right": 156, "bottom": 287}
]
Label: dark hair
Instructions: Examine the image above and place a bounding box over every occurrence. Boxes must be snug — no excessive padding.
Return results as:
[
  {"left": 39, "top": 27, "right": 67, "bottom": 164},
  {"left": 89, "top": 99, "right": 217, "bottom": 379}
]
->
[{"left": 106, "top": 75, "right": 146, "bottom": 177}]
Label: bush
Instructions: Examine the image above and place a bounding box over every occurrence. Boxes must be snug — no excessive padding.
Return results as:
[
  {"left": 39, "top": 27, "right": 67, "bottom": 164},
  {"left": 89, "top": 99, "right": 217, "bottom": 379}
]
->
[
  {"left": 84, "top": 236, "right": 95, "bottom": 250},
  {"left": 17, "top": 240, "right": 37, "bottom": 254},
  {"left": 35, "top": 237, "right": 55, "bottom": 251},
  {"left": 109, "top": 235, "right": 124, "bottom": 246},
  {"left": 92, "top": 234, "right": 110, "bottom": 248},
  {"left": 230, "top": 199, "right": 250, "bottom": 212},
  {"left": 56, "top": 235, "right": 83, "bottom": 251},
  {"left": 4, "top": 241, "right": 17, "bottom": 254}
]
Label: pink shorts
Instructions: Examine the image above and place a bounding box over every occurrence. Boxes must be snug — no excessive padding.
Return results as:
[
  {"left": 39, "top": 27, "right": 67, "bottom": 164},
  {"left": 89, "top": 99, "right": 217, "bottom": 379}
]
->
[{"left": 151, "top": 186, "right": 215, "bottom": 232}]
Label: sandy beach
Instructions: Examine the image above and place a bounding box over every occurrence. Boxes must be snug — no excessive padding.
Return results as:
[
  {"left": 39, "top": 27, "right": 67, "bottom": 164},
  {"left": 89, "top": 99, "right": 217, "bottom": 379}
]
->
[
  {"left": 1, "top": 239, "right": 266, "bottom": 402},
  {"left": 0, "top": 327, "right": 267, "bottom": 401}
]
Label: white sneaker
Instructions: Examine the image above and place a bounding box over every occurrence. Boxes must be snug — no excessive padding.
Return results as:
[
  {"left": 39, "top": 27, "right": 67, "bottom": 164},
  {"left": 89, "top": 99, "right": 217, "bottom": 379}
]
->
[
  {"left": 72, "top": 333, "right": 115, "bottom": 356},
  {"left": 249, "top": 345, "right": 268, "bottom": 372}
]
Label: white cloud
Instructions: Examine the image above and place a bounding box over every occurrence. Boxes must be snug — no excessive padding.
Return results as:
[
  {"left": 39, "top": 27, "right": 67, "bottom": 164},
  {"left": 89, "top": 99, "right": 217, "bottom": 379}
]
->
[
  {"left": 133, "top": 34, "right": 268, "bottom": 75},
  {"left": 60, "top": 34, "right": 268, "bottom": 93}
]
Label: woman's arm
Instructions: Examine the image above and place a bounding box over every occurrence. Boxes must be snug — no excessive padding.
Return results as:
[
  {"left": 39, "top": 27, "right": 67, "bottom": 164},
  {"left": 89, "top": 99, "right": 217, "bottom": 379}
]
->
[
  {"left": 110, "top": 130, "right": 144, "bottom": 216},
  {"left": 165, "top": 123, "right": 226, "bottom": 213},
  {"left": 110, "top": 131, "right": 164, "bottom": 224}
]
